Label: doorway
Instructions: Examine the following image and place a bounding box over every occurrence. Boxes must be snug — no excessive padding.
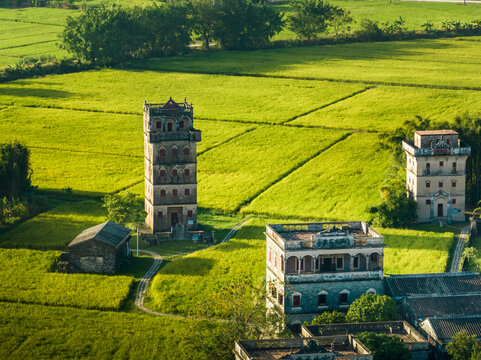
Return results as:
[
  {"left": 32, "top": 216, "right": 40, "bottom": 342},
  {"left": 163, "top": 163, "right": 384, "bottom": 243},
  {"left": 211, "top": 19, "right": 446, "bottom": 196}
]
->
[{"left": 437, "top": 203, "right": 444, "bottom": 217}]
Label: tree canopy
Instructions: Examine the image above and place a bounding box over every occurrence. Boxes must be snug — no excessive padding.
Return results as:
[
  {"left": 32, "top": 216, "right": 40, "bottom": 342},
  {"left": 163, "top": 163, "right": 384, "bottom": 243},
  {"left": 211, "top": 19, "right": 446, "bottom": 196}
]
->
[
  {"left": 357, "top": 332, "right": 410, "bottom": 360},
  {"left": 345, "top": 294, "right": 398, "bottom": 323},
  {"left": 0, "top": 142, "right": 32, "bottom": 199},
  {"left": 102, "top": 192, "right": 146, "bottom": 228},
  {"left": 310, "top": 310, "right": 346, "bottom": 325}
]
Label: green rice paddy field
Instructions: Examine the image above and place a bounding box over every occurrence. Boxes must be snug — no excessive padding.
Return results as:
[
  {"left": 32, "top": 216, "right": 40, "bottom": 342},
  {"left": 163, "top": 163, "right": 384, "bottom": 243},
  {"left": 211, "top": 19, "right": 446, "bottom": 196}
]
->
[{"left": 0, "top": 5, "right": 477, "bottom": 358}]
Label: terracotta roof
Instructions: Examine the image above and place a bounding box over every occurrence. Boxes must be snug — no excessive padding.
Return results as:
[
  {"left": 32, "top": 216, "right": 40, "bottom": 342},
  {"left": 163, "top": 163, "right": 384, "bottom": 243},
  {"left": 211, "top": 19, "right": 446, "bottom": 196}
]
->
[
  {"left": 68, "top": 221, "right": 131, "bottom": 248},
  {"left": 427, "top": 315, "right": 481, "bottom": 341},
  {"left": 406, "top": 294, "right": 481, "bottom": 319},
  {"left": 414, "top": 130, "right": 458, "bottom": 135},
  {"left": 386, "top": 273, "right": 481, "bottom": 298}
]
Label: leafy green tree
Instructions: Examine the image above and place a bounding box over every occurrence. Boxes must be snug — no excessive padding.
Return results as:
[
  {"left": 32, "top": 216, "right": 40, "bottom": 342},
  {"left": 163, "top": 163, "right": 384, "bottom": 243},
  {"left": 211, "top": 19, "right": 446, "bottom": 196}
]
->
[
  {"left": 357, "top": 332, "right": 410, "bottom": 360},
  {"left": 288, "top": 0, "right": 336, "bottom": 40},
  {"left": 447, "top": 330, "right": 480, "bottom": 360},
  {"left": 371, "top": 166, "right": 417, "bottom": 228},
  {"left": 0, "top": 142, "right": 32, "bottom": 198},
  {"left": 190, "top": 0, "right": 218, "bottom": 49},
  {"left": 102, "top": 192, "right": 146, "bottom": 228},
  {"left": 188, "top": 279, "right": 288, "bottom": 359},
  {"left": 345, "top": 294, "right": 398, "bottom": 323},
  {"left": 330, "top": 7, "right": 354, "bottom": 37},
  {"left": 463, "top": 246, "right": 481, "bottom": 273},
  {"left": 310, "top": 310, "right": 346, "bottom": 325},
  {"left": 212, "top": 0, "right": 284, "bottom": 50}
]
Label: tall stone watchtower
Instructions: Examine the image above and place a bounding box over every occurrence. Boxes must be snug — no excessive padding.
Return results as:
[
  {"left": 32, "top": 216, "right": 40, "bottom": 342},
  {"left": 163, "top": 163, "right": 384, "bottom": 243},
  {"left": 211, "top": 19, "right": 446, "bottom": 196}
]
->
[
  {"left": 402, "top": 130, "right": 470, "bottom": 224},
  {"left": 143, "top": 98, "right": 201, "bottom": 238}
]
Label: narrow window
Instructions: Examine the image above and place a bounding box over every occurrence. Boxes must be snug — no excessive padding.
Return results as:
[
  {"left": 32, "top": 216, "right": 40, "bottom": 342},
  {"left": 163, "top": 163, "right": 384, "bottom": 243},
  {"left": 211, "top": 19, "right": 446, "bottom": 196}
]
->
[
  {"left": 167, "top": 122, "right": 173, "bottom": 132},
  {"left": 179, "top": 120, "right": 184, "bottom": 129},
  {"left": 159, "top": 148, "right": 166, "bottom": 156},
  {"left": 172, "top": 148, "right": 178, "bottom": 157},
  {"left": 426, "top": 163, "right": 431, "bottom": 169},
  {"left": 160, "top": 189, "right": 166, "bottom": 197},
  {"left": 353, "top": 256, "right": 359, "bottom": 269},
  {"left": 453, "top": 162, "right": 457, "bottom": 168},
  {"left": 158, "top": 211, "right": 163, "bottom": 219},
  {"left": 281, "top": 255, "right": 284, "bottom": 272},
  {"left": 336, "top": 257, "right": 344, "bottom": 270},
  {"left": 429, "top": 140, "right": 433, "bottom": 148},
  {"left": 275, "top": 256, "right": 277, "bottom": 267},
  {"left": 426, "top": 199, "right": 431, "bottom": 205},
  {"left": 160, "top": 169, "right": 166, "bottom": 177},
  {"left": 439, "top": 181, "right": 443, "bottom": 188},
  {"left": 185, "top": 188, "right": 190, "bottom": 196},
  {"left": 173, "top": 189, "right": 178, "bottom": 197},
  {"left": 184, "top": 169, "right": 190, "bottom": 177},
  {"left": 293, "top": 295, "right": 301, "bottom": 307},
  {"left": 156, "top": 122, "right": 162, "bottom": 129},
  {"left": 452, "top": 181, "right": 456, "bottom": 188},
  {"left": 426, "top": 181, "right": 430, "bottom": 188},
  {"left": 318, "top": 294, "right": 327, "bottom": 307},
  {"left": 268, "top": 250, "right": 271, "bottom": 262},
  {"left": 271, "top": 286, "right": 276, "bottom": 298},
  {"left": 172, "top": 169, "right": 178, "bottom": 177},
  {"left": 440, "top": 161, "right": 444, "bottom": 167},
  {"left": 452, "top": 199, "right": 457, "bottom": 205},
  {"left": 187, "top": 210, "right": 193, "bottom": 217},
  {"left": 184, "top": 148, "right": 190, "bottom": 155},
  {"left": 339, "top": 292, "right": 348, "bottom": 305},
  {"left": 278, "top": 293, "right": 283, "bottom": 306}
]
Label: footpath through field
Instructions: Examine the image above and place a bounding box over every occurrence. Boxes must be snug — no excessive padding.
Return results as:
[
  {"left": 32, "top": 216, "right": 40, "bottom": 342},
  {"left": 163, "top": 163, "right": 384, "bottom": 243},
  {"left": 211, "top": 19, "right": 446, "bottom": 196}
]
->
[
  {"left": 134, "top": 219, "right": 248, "bottom": 320},
  {"left": 449, "top": 224, "right": 471, "bottom": 272}
]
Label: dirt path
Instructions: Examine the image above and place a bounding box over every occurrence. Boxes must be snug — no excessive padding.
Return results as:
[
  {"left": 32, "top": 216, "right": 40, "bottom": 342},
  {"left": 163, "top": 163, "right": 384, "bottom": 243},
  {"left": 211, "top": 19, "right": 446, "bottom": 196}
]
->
[
  {"left": 134, "top": 219, "right": 249, "bottom": 320},
  {"left": 449, "top": 224, "right": 471, "bottom": 272}
]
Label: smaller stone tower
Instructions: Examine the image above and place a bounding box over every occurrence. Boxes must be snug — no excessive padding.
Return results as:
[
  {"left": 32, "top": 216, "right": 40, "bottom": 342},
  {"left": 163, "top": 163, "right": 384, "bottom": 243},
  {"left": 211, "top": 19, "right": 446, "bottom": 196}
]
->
[
  {"left": 143, "top": 98, "right": 201, "bottom": 239},
  {"left": 402, "top": 130, "right": 471, "bottom": 224}
]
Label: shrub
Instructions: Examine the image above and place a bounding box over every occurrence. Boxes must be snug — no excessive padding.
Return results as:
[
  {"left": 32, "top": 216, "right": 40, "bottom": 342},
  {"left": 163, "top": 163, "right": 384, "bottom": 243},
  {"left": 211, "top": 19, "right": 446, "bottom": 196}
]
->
[
  {"left": 310, "top": 310, "right": 346, "bottom": 325},
  {"left": 288, "top": 0, "right": 337, "bottom": 40},
  {"left": 357, "top": 332, "right": 410, "bottom": 360},
  {"left": 345, "top": 294, "right": 398, "bottom": 323},
  {"left": 0, "top": 142, "right": 32, "bottom": 198}
]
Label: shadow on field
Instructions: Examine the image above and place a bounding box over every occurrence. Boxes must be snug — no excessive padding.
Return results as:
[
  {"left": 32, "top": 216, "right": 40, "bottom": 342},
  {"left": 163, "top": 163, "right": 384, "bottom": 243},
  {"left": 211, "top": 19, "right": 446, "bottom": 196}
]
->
[
  {"left": 0, "top": 87, "right": 73, "bottom": 99},
  {"left": 160, "top": 257, "right": 214, "bottom": 276}
]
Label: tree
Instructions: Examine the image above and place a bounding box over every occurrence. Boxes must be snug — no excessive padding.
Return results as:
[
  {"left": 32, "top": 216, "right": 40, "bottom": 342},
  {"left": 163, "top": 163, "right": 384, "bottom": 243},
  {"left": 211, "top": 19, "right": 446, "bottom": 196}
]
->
[
  {"left": 0, "top": 142, "right": 32, "bottom": 198},
  {"left": 463, "top": 246, "right": 481, "bottom": 273},
  {"left": 190, "top": 0, "right": 218, "bottom": 49},
  {"left": 330, "top": 7, "right": 354, "bottom": 37},
  {"left": 357, "top": 332, "right": 410, "bottom": 360},
  {"left": 288, "top": 0, "right": 336, "bottom": 40},
  {"left": 187, "top": 279, "right": 288, "bottom": 359},
  {"left": 371, "top": 166, "right": 417, "bottom": 228},
  {"left": 212, "top": 0, "right": 284, "bottom": 50},
  {"left": 447, "top": 330, "right": 481, "bottom": 360},
  {"left": 102, "top": 192, "right": 146, "bottom": 228},
  {"left": 345, "top": 294, "right": 398, "bottom": 323},
  {"left": 310, "top": 310, "right": 346, "bottom": 325}
]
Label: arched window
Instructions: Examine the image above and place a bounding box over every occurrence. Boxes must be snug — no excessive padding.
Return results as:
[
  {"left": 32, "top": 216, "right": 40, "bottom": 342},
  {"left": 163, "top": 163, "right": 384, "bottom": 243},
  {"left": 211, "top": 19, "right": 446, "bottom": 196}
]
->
[
  {"left": 184, "top": 148, "right": 190, "bottom": 156},
  {"left": 339, "top": 290, "right": 349, "bottom": 306},
  {"left": 286, "top": 257, "right": 299, "bottom": 274},
  {"left": 318, "top": 291, "right": 328, "bottom": 307},
  {"left": 159, "top": 148, "right": 166, "bottom": 157},
  {"left": 184, "top": 169, "right": 190, "bottom": 177},
  {"left": 268, "top": 249, "right": 271, "bottom": 262},
  {"left": 172, "top": 147, "right": 178, "bottom": 157},
  {"left": 160, "top": 169, "right": 166, "bottom": 177},
  {"left": 172, "top": 189, "right": 178, "bottom": 197},
  {"left": 167, "top": 122, "right": 173, "bottom": 132},
  {"left": 303, "top": 256, "right": 314, "bottom": 273},
  {"left": 172, "top": 169, "right": 178, "bottom": 177},
  {"left": 184, "top": 188, "right": 190, "bottom": 196},
  {"left": 366, "top": 288, "right": 376, "bottom": 295}
]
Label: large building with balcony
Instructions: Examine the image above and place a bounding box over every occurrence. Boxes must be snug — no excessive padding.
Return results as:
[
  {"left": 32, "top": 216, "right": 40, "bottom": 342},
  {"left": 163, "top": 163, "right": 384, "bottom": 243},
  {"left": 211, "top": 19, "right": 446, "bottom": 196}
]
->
[
  {"left": 143, "top": 98, "right": 202, "bottom": 238},
  {"left": 265, "top": 221, "right": 385, "bottom": 328},
  {"left": 402, "top": 130, "right": 471, "bottom": 224}
]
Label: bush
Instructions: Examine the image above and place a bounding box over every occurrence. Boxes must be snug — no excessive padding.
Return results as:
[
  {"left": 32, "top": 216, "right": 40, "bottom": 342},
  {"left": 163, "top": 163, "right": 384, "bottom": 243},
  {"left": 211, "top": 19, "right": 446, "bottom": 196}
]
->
[
  {"left": 345, "top": 294, "right": 398, "bottom": 323},
  {"left": 288, "top": 0, "right": 337, "bottom": 40},
  {"left": 0, "top": 142, "right": 32, "bottom": 199},
  {"left": 357, "top": 332, "right": 410, "bottom": 360},
  {"left": 310, "top": 310, "right": 346, "bottom": 325}
]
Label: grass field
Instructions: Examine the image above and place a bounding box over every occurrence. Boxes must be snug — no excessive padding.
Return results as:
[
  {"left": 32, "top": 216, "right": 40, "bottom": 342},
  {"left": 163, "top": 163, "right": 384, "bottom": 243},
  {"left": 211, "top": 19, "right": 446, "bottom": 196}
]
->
[
  {"left": 0, "top": 248, "right": 134, "bottom": 310},
  {"left": 242, "top": 133, "right": 390, "bottom": 220},
  {"left": 0, "top": 301, "right": 198, "bottom": 359},
  {"left": 383, "top": 228, "right": 455, "bottom": 274}
]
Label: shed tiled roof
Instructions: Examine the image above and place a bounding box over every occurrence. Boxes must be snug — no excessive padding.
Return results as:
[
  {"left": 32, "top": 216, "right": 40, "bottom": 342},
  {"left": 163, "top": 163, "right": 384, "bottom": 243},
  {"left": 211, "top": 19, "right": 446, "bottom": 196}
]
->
[
  {"left": 406, "top": 294, "right": 481, "bottom": 319},
  {"left": 386, "top": 273, "right": 481, "bottom": 298},
  {"left": 68, "top": 221, "right": 131, "bottom": 248},
  {"left": 427, "top": 315, "right": 481, "bottom": 341}
]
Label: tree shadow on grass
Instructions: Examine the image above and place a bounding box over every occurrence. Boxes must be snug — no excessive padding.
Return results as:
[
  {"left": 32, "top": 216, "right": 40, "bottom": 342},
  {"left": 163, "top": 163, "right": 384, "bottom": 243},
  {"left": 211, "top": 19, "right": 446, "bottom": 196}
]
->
[
  {"left": 0, "top": 87, "right": 74, "bottom": 99},
  {"left": 159, "top": 257, "right": 215, "bottom": 276}
]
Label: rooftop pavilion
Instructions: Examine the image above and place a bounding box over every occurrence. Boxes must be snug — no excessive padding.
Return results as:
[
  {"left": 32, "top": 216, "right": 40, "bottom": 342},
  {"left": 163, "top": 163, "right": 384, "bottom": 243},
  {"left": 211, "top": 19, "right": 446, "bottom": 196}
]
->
[
  {"left": 402, "top": 129, "right": 471, "bottom": 157},
  {"left": 265, "top": 221, "right": 384, "bottom": 250},
  {"left": 143, "top": 98, "right": 193, "bottom": 117},
  {"left": 234, "top": 336, "right": 372, "bottom": 360}
]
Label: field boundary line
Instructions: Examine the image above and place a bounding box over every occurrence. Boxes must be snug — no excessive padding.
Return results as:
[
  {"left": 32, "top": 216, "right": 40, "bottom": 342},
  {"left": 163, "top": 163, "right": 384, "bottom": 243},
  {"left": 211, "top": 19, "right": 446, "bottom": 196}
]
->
[
  {"left": 112, "top": 179, "right": 144, "bottom": 195},
  {"left": 221, "top": 219, "right": 249, "bottom": 243},
  {"left": 281, "top": 86, "right": 375, "bottom": 124},
  {"left": 134, "top": 249, "right": 227, "bottom": 322},
  {"left": 0, "top": 18, "right": 64, "bottom": 27},
  {"left": 235, "top": 132, "right": 353, "bottom": 212},
  {"left": 4, "top": 31, "right": 59, "bottom": 42},
  {"left": 27, "top": 145, "right": 143, "bottom": 159},
  {"left": 17, "top": 105, "right": 375, "bottom": 133},
  {"left": 0, "top": 39, "right": 57, "bottom": 51},
  {"left": 198, "top": 127, "right": 256, "bottom": 156},
  {"left": 139, "top": 67, "right": 481, "bottom": 92}
]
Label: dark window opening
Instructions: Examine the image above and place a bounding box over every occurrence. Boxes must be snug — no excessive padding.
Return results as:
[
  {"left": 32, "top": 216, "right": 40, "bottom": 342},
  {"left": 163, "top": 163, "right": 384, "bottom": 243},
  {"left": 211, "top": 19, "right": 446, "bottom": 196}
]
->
[
  {"left": 339, "top": 292, "right": 348, "bottom": 305},
  {"left": 353, "top": 256, "right": 359, "bottom": 269},
  {"left": 268, "top": 250, "right": 271, "bottom": 262},
  {"left": 184, "top": 169, "right": 190, "bottom": 177},
  {"left": 167, "top": 122, "right": 173, "bottom": 132},
  {"left": 173, "top": 189, "right": 178, "bottom": 197},
  {"left": 440, "top": 161, "right": 444, "bottom": 166},
  {"left": 187, "top": 210, "right": 193, "bottom": 217},
  {"left": 158, "top": 211, "right": 163, "bottom": 219},
  {"left": 160, "top": 170, "right": 166, "bottom": 177},
  {"left": 184, "top": 148, "right": 189, "bottom": 155},
  {"left": 426, "top": 199, "right": 431, "bottom": 205},
  {"left": 336, "top": 257, "right": 343, "bottom": 269},
  {"left": 453, "top": 162, "right": 457, "bottom": 168},
  {"left": 278, "top": 294, "right": 283, "bottom": 306},
  {"left": 318, "top": 294, "right": 327, "bottom": 307},
  {"left": 439, "top": 182, "right": 443, "bottom": 188},
  {"left": 426, "top": 181, "right": 431, "bottom": 188},
  {"left": 160, "top": 190, "right": 166, "bottom": 197},
  {"left": 426, "top": 163, "right": 430, "bottom": 169},
  {"left": 172, "top": 148, "right": 178, "bottom": 157},
  {"left": 281, "top": 256, "right": 284, "bottom": 272},
  {"left": 156, "top": 122, "right": 162, "bottom": 129},
  {"left": 452, "top": 181, "right": 456, "bottom": 187},
  {"left": 452, "top": 199, "right": 457, "bottom": 205},
  {"left": 185, "top": 188, "right": 190, "bottom": 196},
  {"left": 159, "top": 149, "right": 166, "bottom": 156},
  {"left": 271, "top": 286, "right": 276, "bottom": 298},
  {"left": 293, "top": 295, "right": 300, "bottom": 307},
  {"left": 172, "top": 169, "right": 178, "bottom": 177},
  {"left": 179, "top": 120, "right": 184, "bottom": 129}
]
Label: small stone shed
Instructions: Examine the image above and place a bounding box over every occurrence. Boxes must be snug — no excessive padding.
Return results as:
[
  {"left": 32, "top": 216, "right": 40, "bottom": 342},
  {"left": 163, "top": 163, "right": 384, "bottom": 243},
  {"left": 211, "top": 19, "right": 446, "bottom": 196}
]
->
[{"left": 67, "top": 221, "right": 132, "bottom": 273}]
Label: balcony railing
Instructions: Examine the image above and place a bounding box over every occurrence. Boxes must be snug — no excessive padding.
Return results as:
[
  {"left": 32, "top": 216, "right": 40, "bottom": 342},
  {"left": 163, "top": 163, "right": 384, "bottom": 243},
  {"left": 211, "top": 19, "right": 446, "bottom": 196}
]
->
[
  {"left": 285, "top": 270, "right": 383, "bottom": 283},
  {"left": 422, "top": 169, "right": 462, "bottom": 176}
]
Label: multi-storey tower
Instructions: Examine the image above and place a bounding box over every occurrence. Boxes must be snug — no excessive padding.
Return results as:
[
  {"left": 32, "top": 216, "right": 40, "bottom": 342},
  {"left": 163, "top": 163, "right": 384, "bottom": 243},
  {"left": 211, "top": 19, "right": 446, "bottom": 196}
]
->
[
  {"left": 265, "top": 221, "right": 385, "bottom": 330},
  {"left": 143, "top": 98, "right": 201, "bottom": 238},
  {"left": 402, "top": 130, "right": 470, "bottom": 224}
]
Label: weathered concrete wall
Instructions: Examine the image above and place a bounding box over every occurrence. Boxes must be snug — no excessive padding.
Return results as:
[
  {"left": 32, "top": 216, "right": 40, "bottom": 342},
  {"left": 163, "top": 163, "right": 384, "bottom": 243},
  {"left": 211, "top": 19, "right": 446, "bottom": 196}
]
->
[{"left": 69, "top": 239, "right": 129, "bottom": 273}]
